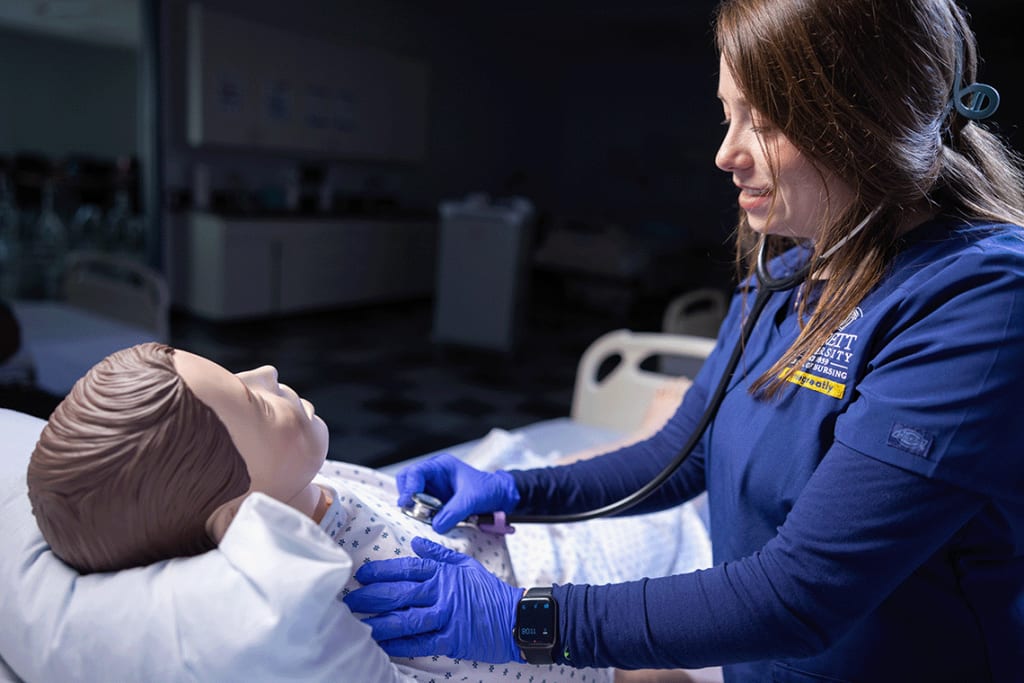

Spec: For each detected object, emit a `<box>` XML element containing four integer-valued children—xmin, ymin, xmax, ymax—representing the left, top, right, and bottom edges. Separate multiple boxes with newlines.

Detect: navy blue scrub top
<box><xmin>512</xmin><ymin>219</ymin><xmax>1024</xmax><ymax>682</ymax></box>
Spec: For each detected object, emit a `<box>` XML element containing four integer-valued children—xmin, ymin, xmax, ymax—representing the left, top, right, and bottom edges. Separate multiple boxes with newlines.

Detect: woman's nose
<box><xmin>715</xmin><ymin>127</ymin><xmax>752</xmax><ymax>173</ymax></box>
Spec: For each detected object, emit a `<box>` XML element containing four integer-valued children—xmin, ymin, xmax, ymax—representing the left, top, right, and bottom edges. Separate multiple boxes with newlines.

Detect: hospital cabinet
<box><xmin>172</xmin><ymin>212</ymin><xmax>437</xmax><ymax>320</ymax></box>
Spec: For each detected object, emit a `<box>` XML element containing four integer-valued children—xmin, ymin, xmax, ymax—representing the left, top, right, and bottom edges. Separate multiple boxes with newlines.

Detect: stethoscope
<box><xmin>401</xmin><ymin>44</ymin><xmax>1004</xmax><ymax>532</ymax></box>
<box><xmin>494</xmin><ymin>236</ymin><xmax>815</xmax><ymax>527</ymax></box>
<box><xmin>400</xmin><ymin>233</ymin><xmax>815</xmax><ymax>532</ymax></box>
<box><xmin>402</xmin><ymin>206</ymin><xmax>885</xmax><ymax>532</ymax></box>
<box><xmin>402</xmin><ymin>207</ymin><xmax>891</xmax><ymax>532</ymax></box>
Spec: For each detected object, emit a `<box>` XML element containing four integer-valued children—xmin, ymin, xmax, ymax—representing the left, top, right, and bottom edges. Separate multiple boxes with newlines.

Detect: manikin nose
<box><xmin>239</xmin><ymin>365</ymin><xmax>279</xmax><ymax>389</ymax></box>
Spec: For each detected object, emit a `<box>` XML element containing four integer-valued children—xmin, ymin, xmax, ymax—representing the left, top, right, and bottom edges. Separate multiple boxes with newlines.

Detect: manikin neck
<box><xmin>285</xmin><ymin>482</ymin><xmax>330</xmax><ymax>523</ymax></box>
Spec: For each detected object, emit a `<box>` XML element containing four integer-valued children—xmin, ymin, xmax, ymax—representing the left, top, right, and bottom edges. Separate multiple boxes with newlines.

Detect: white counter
<box><xmin>171</xmin><ymin>212</ymin><xmax>437</xmax><ymax>320</ymax></box>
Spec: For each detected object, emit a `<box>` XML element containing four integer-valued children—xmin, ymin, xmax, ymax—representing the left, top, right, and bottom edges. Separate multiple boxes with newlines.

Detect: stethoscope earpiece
<box><xmin>951</xmin><ymin>43</ymin><xmax>1000</xmax><ymax>122</ymax></box>
<box><xmin>953</xmin><ymin>81</ymin><xmax>1000</xmax><ymax>121</ymax></box>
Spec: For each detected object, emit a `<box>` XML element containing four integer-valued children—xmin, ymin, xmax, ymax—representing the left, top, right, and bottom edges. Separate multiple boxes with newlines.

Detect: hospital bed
<box><xmin>3</xmin><ymin>250</ymin><xmax>170</xmax><ymax>397</ymax></box>
<box><xmin>0</xmin><ymin>326</ymin><xmax>718</xmax><ymax>682</ymax></box>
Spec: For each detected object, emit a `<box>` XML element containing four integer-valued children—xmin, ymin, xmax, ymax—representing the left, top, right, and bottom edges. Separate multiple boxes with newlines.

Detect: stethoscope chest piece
<box><xmin>401</xmin><ymin>492</ymin><xmax>443</xmax><ymax>524</ymax></box>
<box><xmin>400</xmin><ymin>491</ymin><xmax>516</xmax><ymax>535</ymax></box>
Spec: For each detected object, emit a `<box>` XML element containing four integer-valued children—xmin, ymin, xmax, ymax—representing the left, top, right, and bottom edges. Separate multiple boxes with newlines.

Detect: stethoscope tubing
<box><xmin>506</xmin><ymin>238</ymin><xmax>801</xmax><ymax>524</ymax></box>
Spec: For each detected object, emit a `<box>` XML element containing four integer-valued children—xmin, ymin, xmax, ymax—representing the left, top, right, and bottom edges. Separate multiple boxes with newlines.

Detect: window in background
<box><xmin>0</xmin><ymin>0</ymin><xmax>144</xmax><ymax>301</ymax></box>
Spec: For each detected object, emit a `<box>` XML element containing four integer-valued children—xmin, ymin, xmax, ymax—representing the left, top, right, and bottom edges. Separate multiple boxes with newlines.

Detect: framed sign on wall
<box><xmin>187</xmin><ymin>3</ymin><xmax>429</xmax><ymax>163</ymax></box>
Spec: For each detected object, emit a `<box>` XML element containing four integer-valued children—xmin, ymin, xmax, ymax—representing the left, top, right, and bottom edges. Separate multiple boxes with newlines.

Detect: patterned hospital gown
<box><xmin>316</xmin><ymin>462</ymin><xmax>613</xmax><ymax>683</ymax></box>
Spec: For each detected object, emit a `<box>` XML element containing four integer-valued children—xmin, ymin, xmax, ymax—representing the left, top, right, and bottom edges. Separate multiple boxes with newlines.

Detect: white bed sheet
<box><xmin>0</xmin><ymin>655</ymin><xmax>17</xmax><ymax>683</ymax></box>
<box><xmin>456</xmin><ymin>427</ymin><xmax>713</xmax><ymax>587</ymax></box>
<box><xmin>384</xmin><ymin>418</ymin><xmax>713</xmax><ymax>578</ymax></box>
<box><xmin>11</xmin><ymin>301</ymin><xmax>161</xmax><ymax>396</ymax></box>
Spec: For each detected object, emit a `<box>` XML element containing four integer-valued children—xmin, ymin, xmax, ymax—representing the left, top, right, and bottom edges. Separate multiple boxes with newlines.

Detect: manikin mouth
<box><xmin>301</xmin><ymin>398</ymin><xmax>316</xmax><ymax>419</ymax></box>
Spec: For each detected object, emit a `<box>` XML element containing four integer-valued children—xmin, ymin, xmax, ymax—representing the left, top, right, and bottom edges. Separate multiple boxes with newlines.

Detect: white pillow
<box><xmin>0</xmin><ymin>408</ymin><xmax>410</xmax><ymax>683</ymax></box>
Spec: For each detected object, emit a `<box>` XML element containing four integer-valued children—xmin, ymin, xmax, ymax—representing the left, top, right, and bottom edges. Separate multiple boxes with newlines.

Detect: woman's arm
<box><xmin>554</xmin><ymin>443</ymin><xmax>984</xmax><ymax>670</ymax></box>
<box><xmin>509</xmin><ymin>372</ymin><xmax>710</xmax><ymax>516</ymax></box>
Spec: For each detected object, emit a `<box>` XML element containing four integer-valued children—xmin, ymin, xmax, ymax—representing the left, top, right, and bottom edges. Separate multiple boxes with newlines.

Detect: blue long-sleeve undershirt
<box><xmin>512</xmin><ymin>442</ymin><xmax>985</xmax><ymax>678</ymax></box>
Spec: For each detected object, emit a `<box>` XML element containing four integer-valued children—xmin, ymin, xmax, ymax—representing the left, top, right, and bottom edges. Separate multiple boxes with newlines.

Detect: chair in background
<box><xmin>659</xmin><ymin>288</ymin><xmax>727</xmax><ymax>378</ymax></box>
<box><xmin>662</xmin><ymin>287</ymin><xmax>728</xmax><ymax>339</ymax></box>
<box><xmin>61</xmin><ymin>250</ymin><xmax>170</xmax><ymax>342</ymax></box>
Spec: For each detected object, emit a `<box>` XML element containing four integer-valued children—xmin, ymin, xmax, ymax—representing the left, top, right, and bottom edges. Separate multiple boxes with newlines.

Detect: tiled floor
<box><xmin>169</xmin><ymin>279</ymin><xmax>638</xmax><ymax>469</ymax></box>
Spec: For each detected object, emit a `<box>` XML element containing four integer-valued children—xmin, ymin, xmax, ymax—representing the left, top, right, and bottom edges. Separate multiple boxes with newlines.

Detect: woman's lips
<box><xmin>738</xmin><ymin>186</ymin><xmax>771</xmax><ymax>212</ymax></box>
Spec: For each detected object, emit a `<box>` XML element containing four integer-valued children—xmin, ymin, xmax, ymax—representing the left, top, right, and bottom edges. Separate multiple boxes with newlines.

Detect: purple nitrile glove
<box><xmin>343</xmin><ymin>537</ymin><xmax>525</xmax><ymax>663</ymax></box>
<box><xmin>395</xmin><ymin>453</ymin><xmax>520</xmax><ymax>533</ymax></box>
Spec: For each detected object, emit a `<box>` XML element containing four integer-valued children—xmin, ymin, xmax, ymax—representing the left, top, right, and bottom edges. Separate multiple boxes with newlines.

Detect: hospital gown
<box><xmin>316</xmin><ymin>461</ymin><xmax>614</xmax><ymax>683</ymax></box>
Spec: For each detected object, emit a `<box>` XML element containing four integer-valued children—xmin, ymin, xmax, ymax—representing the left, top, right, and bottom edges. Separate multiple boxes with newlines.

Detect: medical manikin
<box><xmin>26</xmin><ymin>342</ymin><xmax>709</xmax><ymax>683</ymax></box>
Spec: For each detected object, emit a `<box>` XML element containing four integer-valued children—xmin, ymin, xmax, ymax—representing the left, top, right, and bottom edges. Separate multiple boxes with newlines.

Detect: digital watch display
<box><xmin>515</xmin><ymin>587</ymin><xmax>558</xmax><ymax>664</ymax></box>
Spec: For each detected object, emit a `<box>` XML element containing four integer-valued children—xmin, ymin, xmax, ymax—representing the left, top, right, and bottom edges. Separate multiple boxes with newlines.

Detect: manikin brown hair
<box><xmin>27</xmin><ymin>343</ymin><xmax>251</xmax><ymax>574</ymax></box>
<box><xmin>715</xmin><ymin>0</ymin><xmax>1024</xmax><ymax>395</ymax></box>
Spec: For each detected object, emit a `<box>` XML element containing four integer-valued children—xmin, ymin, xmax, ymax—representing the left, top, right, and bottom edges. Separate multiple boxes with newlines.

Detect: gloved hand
<box><xmin>343</xmin><ymin>537</ymin><xmax>525</xmax><ymax>663</ymax></box>
<box><xmin>395</xmin><ymin>453</ymin><xmax>520</xmax><ymax>533</ymax></box>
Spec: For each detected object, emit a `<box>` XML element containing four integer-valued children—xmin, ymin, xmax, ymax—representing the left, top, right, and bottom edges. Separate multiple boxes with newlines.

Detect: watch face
<box><xmin>516</xmin><ymin>597</ymin><xmax>556</xmax><ymax>645</ymax></box>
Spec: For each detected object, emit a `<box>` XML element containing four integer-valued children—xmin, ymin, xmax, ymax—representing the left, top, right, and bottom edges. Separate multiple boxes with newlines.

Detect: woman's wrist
<box><xmin>495</xmin><ymin>469</ymin><xmax>522</xmax><ymax>512</ymax></box>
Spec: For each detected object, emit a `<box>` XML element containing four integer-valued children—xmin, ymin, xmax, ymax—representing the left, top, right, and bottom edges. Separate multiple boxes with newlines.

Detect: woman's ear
<box><xmin>205</xmin><ymin>493</ymin><xmax>249</xmax><ymax>544</ymax></box>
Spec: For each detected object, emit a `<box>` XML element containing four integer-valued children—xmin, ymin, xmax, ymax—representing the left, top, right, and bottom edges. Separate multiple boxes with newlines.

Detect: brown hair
<box><xmin>715</xmin><ymin>0</ymin><xmax>1024</xmax><ymax>395</ymax></box>
<box><xmin>27</xmin><ymin>343</ymin><xmax>251</xmax><ymax>574</ymax></box>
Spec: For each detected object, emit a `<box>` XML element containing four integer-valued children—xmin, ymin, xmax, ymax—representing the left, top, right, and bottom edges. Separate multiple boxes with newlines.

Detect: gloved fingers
<box><xmin>376</xmin><ymin>633</ymin><xmax>445</xmax><ymax>660</ymax></box>
<box><xmin>343</xmin><ymin>578</ymin><xmax>439</xmax><ymax>613</ymax></box>
<box><xmin>395</xmin><ymin>463</ymin><xmax>428</xmax><ymax>508</ymax></box>
<box><xmin>411</xmin><ymin>536</ymin><xmax>472</xmax><ymax>566</ymax></box>
<box><xmin>352</xmin><ymin>556</ymin><xmax>438</xmax><ymax>584</ymax></box>
<box><xmin>430</xmin><ymin>500</ymin><xmax>468</xmax><ymax>534</ymax></box>
<box><xmin>361</xmin><ymin>605</ymin><xmax>448</xmax><ymax>643</ymax></box>
<box><xmin>395</xmin><ymin>453</ymin><xmax>457</xmax><ymax>506</ymax></box>
<box><xmin>431</xmin><ymin>488</ymin><xmax>490</xmax><ymax>534</ymax></box>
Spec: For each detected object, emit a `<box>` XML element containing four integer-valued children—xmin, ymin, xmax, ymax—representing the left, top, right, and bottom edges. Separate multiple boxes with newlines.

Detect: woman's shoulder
<box><xmin>871</xmin><ymin>219</ymin><xmax>1024</xmax><ymax>330</ymax></box>
<box><xmin>915</xmin><ymin>218</ymin><xmax>1024</xmax><ymax>255</ymax></box>
<box><xmin>896</xmin><ymin>218</ymin><xmax>1024</xmax><ymax>278</ymax></box>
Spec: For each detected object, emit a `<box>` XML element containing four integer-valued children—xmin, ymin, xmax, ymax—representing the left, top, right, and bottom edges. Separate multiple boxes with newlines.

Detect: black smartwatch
<box><xmin>514</xmin><ymin>587</ymin><xmax>558</xmax><ymax>664</ymax></box>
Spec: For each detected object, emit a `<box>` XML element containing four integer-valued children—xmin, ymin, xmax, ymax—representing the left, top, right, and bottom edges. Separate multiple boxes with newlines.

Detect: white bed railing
<box><xmin>571</xmin><ymin>329</ymin><xmax>716</xmax><ymax>433</ymax></box>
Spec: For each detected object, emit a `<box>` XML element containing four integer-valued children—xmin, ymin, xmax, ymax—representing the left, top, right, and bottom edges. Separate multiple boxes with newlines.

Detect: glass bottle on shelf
<box><xmin>103</xmin><ymin>189</ymin><xmax>141</xmax><ymax>251</ymax></box>
<box><xmin>32</xmin><ymin>179</ymin><xmax>67</xmax><ymax>299</ymax></box>
<box><xmin>69</xmin><ymin>203</ymin><xmax>103</xmax><ymax>250</ymax></box>
<box><xmin>0</xmin><ymin>175</ymin><xmax>19</xmax><ymax>299</ymax></box>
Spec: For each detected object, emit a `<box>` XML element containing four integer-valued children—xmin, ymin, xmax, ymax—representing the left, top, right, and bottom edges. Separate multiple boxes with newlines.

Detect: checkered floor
<box><xmin>169</xmin><ymin>282</ymin><xmax>628</xmax><ymax>469</ymax></box>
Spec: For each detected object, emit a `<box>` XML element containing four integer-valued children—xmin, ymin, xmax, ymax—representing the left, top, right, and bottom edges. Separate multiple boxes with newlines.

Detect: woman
<box><xmin>344</xmin><ymin>0</ymin><xmax>1024</xmax><ymax>681</ymax></box>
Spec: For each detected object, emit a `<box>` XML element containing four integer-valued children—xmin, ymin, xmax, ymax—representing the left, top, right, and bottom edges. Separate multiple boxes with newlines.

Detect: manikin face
<box><xmin>173</xmin><ymin>350</ymin><xmax>329</xmax><ymax>506</ymax></box>
<box><xmin>715</xmin><ymin>56</ymin><xmax>854</xmax><ymax>242</ymax></box>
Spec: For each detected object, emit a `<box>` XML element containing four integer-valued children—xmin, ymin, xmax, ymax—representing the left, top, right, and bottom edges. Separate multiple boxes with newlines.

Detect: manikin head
<box><xmin>27</xmin><ymin>342</ymin><xmax>329</xmax><ymax>574</ymax></box>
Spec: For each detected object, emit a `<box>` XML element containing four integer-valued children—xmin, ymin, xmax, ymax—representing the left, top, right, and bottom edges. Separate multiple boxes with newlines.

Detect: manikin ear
<box><xmin>206</xmin><ymin>493</ymin><xmax>250</xmax><ymax>544</ymax></box>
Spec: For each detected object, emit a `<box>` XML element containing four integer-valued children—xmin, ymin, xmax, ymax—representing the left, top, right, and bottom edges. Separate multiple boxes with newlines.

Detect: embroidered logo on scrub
<box><xmin>888</xmin><ymin>423</ymin><xmax>933</xmax><ymax>458</ymax></box>
<box><xmin>784</xmin><ymin>307</ymin><xmax>862</xmax><ymax>399</ymax></box>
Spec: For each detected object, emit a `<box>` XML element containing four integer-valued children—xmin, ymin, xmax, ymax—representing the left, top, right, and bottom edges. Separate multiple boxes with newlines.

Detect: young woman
<box><xmin>344</xmin><ymin>1</ymin><xmax>1024</xmax><ymax>681</ymax></box>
